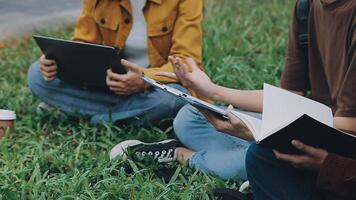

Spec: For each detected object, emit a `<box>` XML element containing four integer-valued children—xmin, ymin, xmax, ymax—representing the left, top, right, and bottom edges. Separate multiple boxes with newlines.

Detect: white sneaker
<box><xmin>239</xmin><ymin>181</ymin><xmax>251</xmax><ymax>193</ymax></box>
<box><xmin>109</xmin><ymin>139</ymin><xmax>178</xmax><ymax>163</ymax></box>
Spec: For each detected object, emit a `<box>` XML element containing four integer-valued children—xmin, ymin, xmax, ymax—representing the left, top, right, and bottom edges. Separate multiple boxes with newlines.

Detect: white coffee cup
<box><xmin>0</xmin><ymin>109</ymin><xmax>16</xmax><ymax>139</ymax></box>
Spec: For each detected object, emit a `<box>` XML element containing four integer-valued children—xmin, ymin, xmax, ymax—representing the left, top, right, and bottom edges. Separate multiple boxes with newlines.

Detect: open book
<box><xmin>142</xmin><ymin>76</ymin><xmax>356</xmax><ymax>158</ymax></box>
<box><xmin>231</xmin><ymin>84</ymin><xmax>356</xmax><ymax>158</ymax></box>
<box><xmin>251</xmin><ymin>84</ymin><xmax>356</xmax><ymax>158</ymax></box>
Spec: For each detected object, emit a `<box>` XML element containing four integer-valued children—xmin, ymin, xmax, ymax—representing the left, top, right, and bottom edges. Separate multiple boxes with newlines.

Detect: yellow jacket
<box><xmin>72</xmin><ymin>0</ymin><xmax>203</xmax><ymax>85</ymax></box>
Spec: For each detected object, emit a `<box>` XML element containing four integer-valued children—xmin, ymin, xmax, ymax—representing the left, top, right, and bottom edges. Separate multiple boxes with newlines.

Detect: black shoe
<box><xmin>213</xmin><ymin>188</ymin><xmax>254</xmax><ymax>200</ymax></box>
<box><xmin>109</xmin><ymin>139</ymin><xmax>178</xmax><ymax>163</ymax></box>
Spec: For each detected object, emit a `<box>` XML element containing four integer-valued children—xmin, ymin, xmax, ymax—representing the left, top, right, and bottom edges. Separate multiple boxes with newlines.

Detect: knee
<box><xmin>246</xmin><ymin>143</ymin><xmax>261</xmax><ymax>169</ymax></box>
<box><xmin>173</xmin><ymin>105</ymin><xmax>199</xmax><ymax>141</ymax></box>
<box><xmin>155</xmin><ymin>88</ymin><xmax>187</xmax><ymax>115</ymax></box>
<box><xmin>192</xmin><ymin>150</ymin><xmax>248</xmax><ymax>180</ymax></box>
<box><xmin>217</xmin><ymin>161</ymin><xmax>247</xmax><ymax>180</ymax></box>
<box><xmin>27</xmin><ymin>62</ymin><xmax>43</xmax><ymax>94</ymax></box>
<box><xmin>246</xmin><ymin>143</ymin><xmax>271</xmax><ymax>180</ymax></box>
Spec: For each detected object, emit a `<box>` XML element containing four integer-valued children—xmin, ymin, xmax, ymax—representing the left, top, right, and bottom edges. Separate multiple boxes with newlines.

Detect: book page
<box><xmin>258</xmin><ymin>84</ymin><xmax>333</xmax><ymax>141</ymax></box>
<box><xmin>232</xmin><ymin>111</ymin><xmax>262</xmax><ymax>137</ymax></box>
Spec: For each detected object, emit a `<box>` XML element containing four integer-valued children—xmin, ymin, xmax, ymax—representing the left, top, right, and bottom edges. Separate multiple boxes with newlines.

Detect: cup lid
<box><xmin>0</xmin><ymin>109</ymin><xmax>16</xmax><ymax>120</ymax></box>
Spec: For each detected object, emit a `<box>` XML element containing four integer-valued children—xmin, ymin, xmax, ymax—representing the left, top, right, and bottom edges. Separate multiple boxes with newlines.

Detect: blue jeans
<box><xmin>246</xmin><ymin>143</ymin><xmax>318</xmax><ymax>200</ymax></box>
<box><xmin>27</xmin><ymin>62</ymin><xmax>188</xmax><ymax>126</ymax></box>
<box><xmin>173</xmin><ymin>105</ymin><xmax>262</xmax><ymax>180</ymax></box>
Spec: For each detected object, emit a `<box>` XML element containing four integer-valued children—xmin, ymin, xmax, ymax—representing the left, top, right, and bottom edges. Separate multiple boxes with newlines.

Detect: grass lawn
<box><xmin>0</xmin><ymin>0</ymin><xmax>294</xmax><ymax>199</ymax></box>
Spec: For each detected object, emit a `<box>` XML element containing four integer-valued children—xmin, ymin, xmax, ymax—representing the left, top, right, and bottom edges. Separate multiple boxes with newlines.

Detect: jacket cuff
<box><xmin>317</xmin><ymin>153</ymin><xmax>349</xmax><ymax>190</ymax></box>
<box><xmin>143</xmin><ymin>63</ymin><xmax>178</xmax><ymax>84</ymax></box>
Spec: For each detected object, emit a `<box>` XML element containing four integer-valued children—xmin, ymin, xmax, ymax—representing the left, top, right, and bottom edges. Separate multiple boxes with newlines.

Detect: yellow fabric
<box><xmin>72</xmin><ymin>0</ymin><xmax>205</xmax><ymax>98</ymax></box>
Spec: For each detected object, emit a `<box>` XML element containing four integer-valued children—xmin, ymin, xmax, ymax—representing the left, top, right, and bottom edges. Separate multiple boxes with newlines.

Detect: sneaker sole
<box><xmin>109</xmin><ymin>139</ymin><xmax>177</xmax><ymax>160</ymax></box>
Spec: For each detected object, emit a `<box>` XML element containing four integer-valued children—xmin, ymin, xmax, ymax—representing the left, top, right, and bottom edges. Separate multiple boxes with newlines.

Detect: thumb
<box><xmin>225</xmin><ymin>105</ymin><xmax>237</xmax><ymax>121</ymax></box>
<box><xmin>225</xmin><ymin>105</ymin><xmax>234</xmax><ymax>116</ymax></box>
<box><xmin>121</xmin><ymin>59</ymin><xmax>142</xmax><ymax>74</ymax></box>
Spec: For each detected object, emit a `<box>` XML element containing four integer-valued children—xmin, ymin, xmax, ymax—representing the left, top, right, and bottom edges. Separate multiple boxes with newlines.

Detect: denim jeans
<box><xmin>27</xmin><ymin>62</ymin><xmax>188</xmax><ymax>126</ymax></box>
<box><xmin>173</xmin><ymin>105</ymin><xmax>262</xmax><ymax>180</ymax></box>
<box><xmin>246</xmin><ymin>143</ymin><xmax>319</xmax><ymax>200</ymax></box>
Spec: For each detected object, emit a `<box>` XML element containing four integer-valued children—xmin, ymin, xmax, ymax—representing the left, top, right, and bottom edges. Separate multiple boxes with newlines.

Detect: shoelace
<box><xmin>135</xmin><ymin>148</ymin><xmax>177</xmax><ymax>162</ymax></box>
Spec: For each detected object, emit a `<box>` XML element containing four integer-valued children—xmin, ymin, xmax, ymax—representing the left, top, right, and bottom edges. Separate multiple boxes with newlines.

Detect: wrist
<box><xmin>210</xmin><ymin>84</ymin><xmax>224</xmax><ymax>101</ymax></box>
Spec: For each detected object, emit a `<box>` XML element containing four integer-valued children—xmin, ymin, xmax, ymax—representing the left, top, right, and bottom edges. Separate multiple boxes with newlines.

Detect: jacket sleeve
<box><xmin>143</xmin><ymin>0</ymin><xmax>203</xmax><ymax>83</ymax></box>
<box><xmin>335</xmin><ymin>17</ymin><xmax>356</xmax><ymax>117</ymax></box>
<box><xmin>280</xmin><ymin>0</ymin><xmax>310</xmax><ymax>92</ymax></box>
<box><xmin>317</xmin><ymin>153</ymin><xmax>356</xmax><ymax>198</ymax></box>
<box><xmin>72</xmin><ymin>0</ymin><xmax>102</xmax><ymax>43</ymax></box>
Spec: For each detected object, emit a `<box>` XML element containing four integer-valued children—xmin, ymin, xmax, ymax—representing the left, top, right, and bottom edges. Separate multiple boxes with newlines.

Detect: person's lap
<box><xmin>173</xmin><ymin>105</ymin><xmax>262</xmax><ymax>180</ymax></box>
<box><xmin>27</xmin><ymin>61</ymin><xmax>188</xmax><ymax>126</ymax></box>
<box><xmin>246</xmin><ymin>143</ymin><xmax>318</xmax><ymax>200</ymax></box>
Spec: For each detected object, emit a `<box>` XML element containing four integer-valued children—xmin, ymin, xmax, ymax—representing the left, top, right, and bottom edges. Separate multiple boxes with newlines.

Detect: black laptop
<box><xmin>33</xmin><ymin>35</ymin><xmax>127</xmax><ymax>90</ymax></box>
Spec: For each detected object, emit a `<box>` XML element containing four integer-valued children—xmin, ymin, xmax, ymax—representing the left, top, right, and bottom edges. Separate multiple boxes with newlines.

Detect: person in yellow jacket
<box><xmin>27</xmin><ymin>0</ymin><xmax>203</xmax><ymax>126</ymax></box>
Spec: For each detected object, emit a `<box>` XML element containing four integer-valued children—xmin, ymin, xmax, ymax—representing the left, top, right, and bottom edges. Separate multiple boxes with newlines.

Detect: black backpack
<box><xmin>297</xmin><ymin>0</ymin><xmax>310</xmax><ymax>63</ymax></box>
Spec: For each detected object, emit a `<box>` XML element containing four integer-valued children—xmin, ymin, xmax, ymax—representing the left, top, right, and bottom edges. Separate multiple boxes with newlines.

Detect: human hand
<box><xmin>200</xmin><ymin>105</ymin><xmax>254</xmax><ymax>141</ymax></box>
<box><xmin>39</xmin><ymin>54</ymin><xmax>57</xmax><ymax>81</ymax></box>
<box><xmin>106</xmin><ymin>59</ymin><xmax>145</xmax><ymax>96</ymax></box>
<box><xmin>274</xmin><ymin>140</ymin><xmax>329</xmax><ymax>171</ymax></box>
<box><xmin>155</xmin><ymin>56</ymin><xmax>216</xmax><ymax>99</ymax></box>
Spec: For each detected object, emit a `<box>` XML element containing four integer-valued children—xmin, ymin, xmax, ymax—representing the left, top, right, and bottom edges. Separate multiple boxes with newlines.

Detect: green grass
<box><xmin>0</xmin><ymin>0</ymin><xmax>295</xmax><ymax>199</ymax></box>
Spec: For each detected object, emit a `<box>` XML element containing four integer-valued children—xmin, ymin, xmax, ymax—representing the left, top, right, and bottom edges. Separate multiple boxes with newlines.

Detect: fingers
<box><xmin>121</xmin><ymin>59</ymin><xmax>142</xmax><ymax>74</ymax></box>
<box><xmin>154</xmin><ymin>72</ymin><xmax>178</xmax><ymax>80</ymax></box>
<box><xmin>175</xmin><ymin>57</ymin><xmax>190</xmax><ymax>74</ymax></box>
<box><xmin>291</xmin><ymin>140</ymin><xmax>317</xmax><ymax>156</ymax></box>
<box><xmin>39</xmin><ymin>55</ymin><xmax>57</xmax><ymax>81</ymax></box>
<box><xmin>168</xmin><ymin>56</ymin><xmax>179</xmax><ymax>67</ymax></box>
<box><xmin>106</xmin><ymin>76</ymin><xmax>124</xmax><ymax>88</ymax></box>
<box><xmin>199</xmin><ymin>108</ymin><xmax>217</xmax><ymax>123</ymax></box>
<box><xmin>106</xmin><ymin>72</ymin><xmax>131</xmax><ymax>95</ymax></box>
<box><xmin>41</xmin><ymin>70</ymin><xmax>57</xmax><ymax>80</ymax></box>
<box><xmin>185</xmin><ymin>57</ymin><xmax>200</xmax><ymax>72</ymax></box>
<box><xmin>40</xmin><ymin>54</ymin><xmax>56</xmax><ymax>66</ymax></box>
<box><xmin>274</xmin><ymin>149</ymin><xmax>315</xmax><ymax>169</ymax></box>
<box><xmin>225</xmin><ymin>105</ymin><xmax>244</xmax><ymax>127</ymax></box>
<box><xmin>169</xmin><ymin>56</ymin><xmax>183</xmax><ymax>77</ymax></box>
<box><xmin>106</xmin><ymin>76</ymin><xmax>130</xmax><ymax>95</ymax></box>
<box><xmin>169</xmin><ymin>56</ymin><xmax>189</xmax><ymax>75</ymax></box>
<box><xmin>40</xmin><ymin>64</ymin><xmax>57</xmax><ymax>73</ymax></box>
<box><xmin>199</xmin><ymin>108</ymin><xmax>227</xmax><ymax>132</ymax></box>
<box><xmin>226</xmin><ymin>105</ymin><xmax>236</xmax><ymax>122</ymax></box>
<box><xmin>274</xmin><ymin>150</ymin><xmax>303</xmax><ymax>164</ymax></box>
<box><xmin>292</xmin><ymin>140</ymin><xmax>328</xmax><ymax>160</ymax></box>
<box><xmin>107</xmin><ymin>69</ymin><xmax>126</xmax><ymax>82</ymax></box>
<box><xmin>168</xmin><ymin>56</ymin><xmax>186</xmax><ymax>85</ymax></box>
<box><xmin>225</xmin><ymin>105</ymin><xmax>234</xmax><ymax>115</ymax></box>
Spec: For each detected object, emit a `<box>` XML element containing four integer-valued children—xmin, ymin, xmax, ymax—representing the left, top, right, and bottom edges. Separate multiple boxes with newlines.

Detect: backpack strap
<box><xmin>297</xmin><ymin>0</ymin><xmax>310</xmax><ymax>61</ymax></box>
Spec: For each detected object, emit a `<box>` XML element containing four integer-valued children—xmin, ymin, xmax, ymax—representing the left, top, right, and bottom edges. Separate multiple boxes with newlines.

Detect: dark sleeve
<box><xmin>335</xmin><ymin>17</ymin><xmax>356</xmax><ymax>117</ymax></box>
<box><xmin>317</xmin><ymin>153</ymin><xmax>356</xmax><ymax>198</ymax></box>
<box><xmin>280</xmin><ymin>1</ymin><xmax>310</xmax><ymax>92</ymax></box>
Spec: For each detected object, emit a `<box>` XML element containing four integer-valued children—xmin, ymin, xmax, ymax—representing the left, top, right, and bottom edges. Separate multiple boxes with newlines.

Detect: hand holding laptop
<box><xmin>39</xmin><ymin>54</ymin><xmax>58</xmax><ymax>81</ymax></box>
<box><xmin>106</xmin><ymin>59</ymin><xmax>145</xmax><ymax>96</ymax></box>
<box><xmin>38</xmin><ymin>49</ymin><xmax>145</xmax><ymax>95</ymax></box>
<box><xmin>154</xmin><ymin>56</ymin><xmax>253</xmax><ymax>140</ymax></box>
<box><xmin>199</xmin><ymin>105</ymin><xmax>254</xmax><ymax>141</ymax></box>
<box><xmin>33</xmin><ymin>35</ymin><xmax>128</xmax><ymax>90</ymax></box>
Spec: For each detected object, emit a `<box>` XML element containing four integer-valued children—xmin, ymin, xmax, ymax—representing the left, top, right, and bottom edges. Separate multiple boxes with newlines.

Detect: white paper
<box><xmin>258</xmin><ymin>84</ymin><xmax>333</xmax><ymax>141</ymax></box>
<box><xmin>232</xmin><ymin>111</ymin><xmax>262</xmax><ymax>137</ymax></box>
